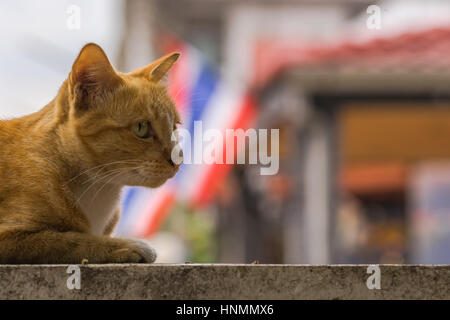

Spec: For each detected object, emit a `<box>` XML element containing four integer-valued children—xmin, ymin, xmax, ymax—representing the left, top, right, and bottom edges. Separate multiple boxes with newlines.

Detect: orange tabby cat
<box><xmin>0</xmin><ymin>43</ymin><xmax>182</xmax><ymax>263</ymax></box>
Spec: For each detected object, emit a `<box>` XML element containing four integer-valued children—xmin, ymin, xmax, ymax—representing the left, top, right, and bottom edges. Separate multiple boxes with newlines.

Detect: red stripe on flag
<box><xmin>190</xmin><ymin>93</ymin><xmax>258</xmax><ymax>207</ymax></box>
<box><xmin>140</xmin><ymin>190</ymin><xmax>176</xmax><ymax>237</ymax></box>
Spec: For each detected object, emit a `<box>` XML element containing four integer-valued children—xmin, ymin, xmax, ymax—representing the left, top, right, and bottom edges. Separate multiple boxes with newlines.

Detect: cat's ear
<box><xmin>129</xmin><ymin>52</ymin><xmax>180</xmax><ymax>83</ymax></box>
<box><xmin>69</xmin><ymin>43</ymin><xmax>123</xmax><ymax>110</ymax></box>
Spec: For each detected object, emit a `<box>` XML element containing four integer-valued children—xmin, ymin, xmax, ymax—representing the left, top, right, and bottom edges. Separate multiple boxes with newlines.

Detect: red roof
<box><xmin>254</xmin><ymin>27</ymin><xmax>450</xmax><ymax>87</ymax></box>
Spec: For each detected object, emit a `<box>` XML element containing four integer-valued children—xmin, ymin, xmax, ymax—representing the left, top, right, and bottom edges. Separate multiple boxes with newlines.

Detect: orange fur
<box><xmin>0</xmin><ymin>43</ymin><xmax>181</xmax><ymax>263</ymax></box>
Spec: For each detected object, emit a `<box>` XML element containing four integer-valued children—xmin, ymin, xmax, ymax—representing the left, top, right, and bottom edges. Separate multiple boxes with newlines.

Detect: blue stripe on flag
<box><xmin>187</xmin><ymin>62</ymin><xmax>218</xmax><ymax>134</ymax></box>
<box><xmin>116</xmin><ymin>187</ymin><xmax>138</xmax><ymax>235</ymax></box>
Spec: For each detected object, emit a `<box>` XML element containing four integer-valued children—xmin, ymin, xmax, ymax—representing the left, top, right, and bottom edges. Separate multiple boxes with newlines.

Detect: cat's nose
<box><xmin>165</xmin><ymin>145</ymin><xmax>182</xmax><ymax>168</ymax></box>
<box><xmin>167</xmin><ymin>153</ymin><xmax>181</xmax><ymax>167</ymax></box>
<box><xmin>167</xmin><ymin>148</ymin><xmax>183</xmax><ymax>168</ymax></box>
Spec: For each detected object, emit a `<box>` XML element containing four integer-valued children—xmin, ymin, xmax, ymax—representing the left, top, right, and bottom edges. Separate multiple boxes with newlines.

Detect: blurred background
<box><xmin>1</xmin><ymin>0</ymin><xmax>450</xmax><ymax>264</ymax></box>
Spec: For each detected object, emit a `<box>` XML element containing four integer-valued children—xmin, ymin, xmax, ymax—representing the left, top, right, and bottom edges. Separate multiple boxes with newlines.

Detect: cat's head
<box><xmin>64</xmin><ymin>43</ymin><xmax>182</xmax><ymax>188</ymax></box>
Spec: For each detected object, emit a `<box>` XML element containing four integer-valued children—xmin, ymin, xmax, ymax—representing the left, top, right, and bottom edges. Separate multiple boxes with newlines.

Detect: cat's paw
<box><xmin>112</xmin><ymin>239</ymin><xmax>157</xmax><ymax>263</ymax></box>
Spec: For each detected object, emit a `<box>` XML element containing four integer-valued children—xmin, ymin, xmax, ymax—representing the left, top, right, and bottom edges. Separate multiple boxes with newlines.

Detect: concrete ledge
<box><xmin>0</xmin><ymin>264</ymin><xmax>449</xmax><ymax>299</ymax></box>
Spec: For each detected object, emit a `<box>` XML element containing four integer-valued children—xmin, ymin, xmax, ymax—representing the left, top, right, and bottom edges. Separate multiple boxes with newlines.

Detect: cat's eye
<box><xmin>133</xmin><ymin>121</ymin><xmax>153</xmax><ymax>139</ymax></box>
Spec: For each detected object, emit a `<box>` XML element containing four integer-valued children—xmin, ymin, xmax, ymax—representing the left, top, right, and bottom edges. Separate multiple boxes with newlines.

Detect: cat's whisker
<box><xmin>86</xmin><ymin>164</ymin><xmax>137</xmax><ymax>184</ymax></box>
<box><xmin>67</xmin><ymin>161</ymin><xmax>133</xmax><ymax>184</ymax></box>
<box><xmin>172</xmin><ymin>83</ymin><xmax>189</xmax><ymax>101</ymax></box>
<box><xmin>93</xmin><ymin>165</ymin><xmax>142</xmax><ymax>185</ymax></box>
<box><xmin>82</xmin><ymin>165</ymin><xmax>135</xmax><ymax>187</ymax></box>
<box><xmin>88</xmin><ymin>166</ymin><xmax>146</xmax><ymax>206</ymax></box>
<box><xmin>67</xmin><ymin>160</ymin><xmax>140</xmax><ymax>185</ymax></box>
<box><xmin>88</xmin><ymin>170</ymin><xmax>129</xmax><ymax>205</ymax></box>
<box><xmin>75</xmin><ymin>166</ymin><xmax>133</xmax><ymax>204</ymax></box>
<box><xmin>86</xmin><ymin>167</ymin><xmax>126</xmax><ymax>185</ymax></box>
<box><xmin>171</xmin><ymin>80</ymin><xmax>203</xmax><ymax>101</ymax></box>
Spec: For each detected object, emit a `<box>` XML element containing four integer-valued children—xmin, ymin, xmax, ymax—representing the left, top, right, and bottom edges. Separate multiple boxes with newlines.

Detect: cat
<box><xmin>0</xmin><ymin>43</ymin><xmax>182</xmax><ymax>264</ymax></box>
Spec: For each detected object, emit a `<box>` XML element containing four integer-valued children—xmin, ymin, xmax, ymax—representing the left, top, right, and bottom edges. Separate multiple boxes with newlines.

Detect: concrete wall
<box><xmin>0</xmin><ymin>264</ymin><xmax>448</xmax><ymax>299</ymax></box>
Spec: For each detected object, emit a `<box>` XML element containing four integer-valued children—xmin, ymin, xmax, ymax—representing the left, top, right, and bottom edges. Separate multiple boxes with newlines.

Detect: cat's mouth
<box><xmin>126</xmin><ymin>167</ymin><xmax>177</xmax><ymax>188</ymax></box>
<box><xmin>130</xmin><ymin>168</ymin><xmax>177</xmax><ymax>180</ymax></box>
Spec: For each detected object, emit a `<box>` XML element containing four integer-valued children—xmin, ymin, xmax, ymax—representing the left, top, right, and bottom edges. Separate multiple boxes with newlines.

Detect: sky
<box><xmin>0</xmin><ymin>0</ymin><xmax>124</xmax><ymax>118</ymax></box>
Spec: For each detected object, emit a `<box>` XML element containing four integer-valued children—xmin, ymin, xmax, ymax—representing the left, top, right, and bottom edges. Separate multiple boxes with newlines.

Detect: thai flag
<box><xmin>116</xmin><ymin>38</ymin><xmax>257</xmax><ymax>238</ymax></box>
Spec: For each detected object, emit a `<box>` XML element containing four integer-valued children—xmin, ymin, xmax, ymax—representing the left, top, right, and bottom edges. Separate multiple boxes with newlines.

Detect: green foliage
<box><xmin>162</xmin><ymin>203</ymin><xmax>217</xmax><ymax>263</ymax></box>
